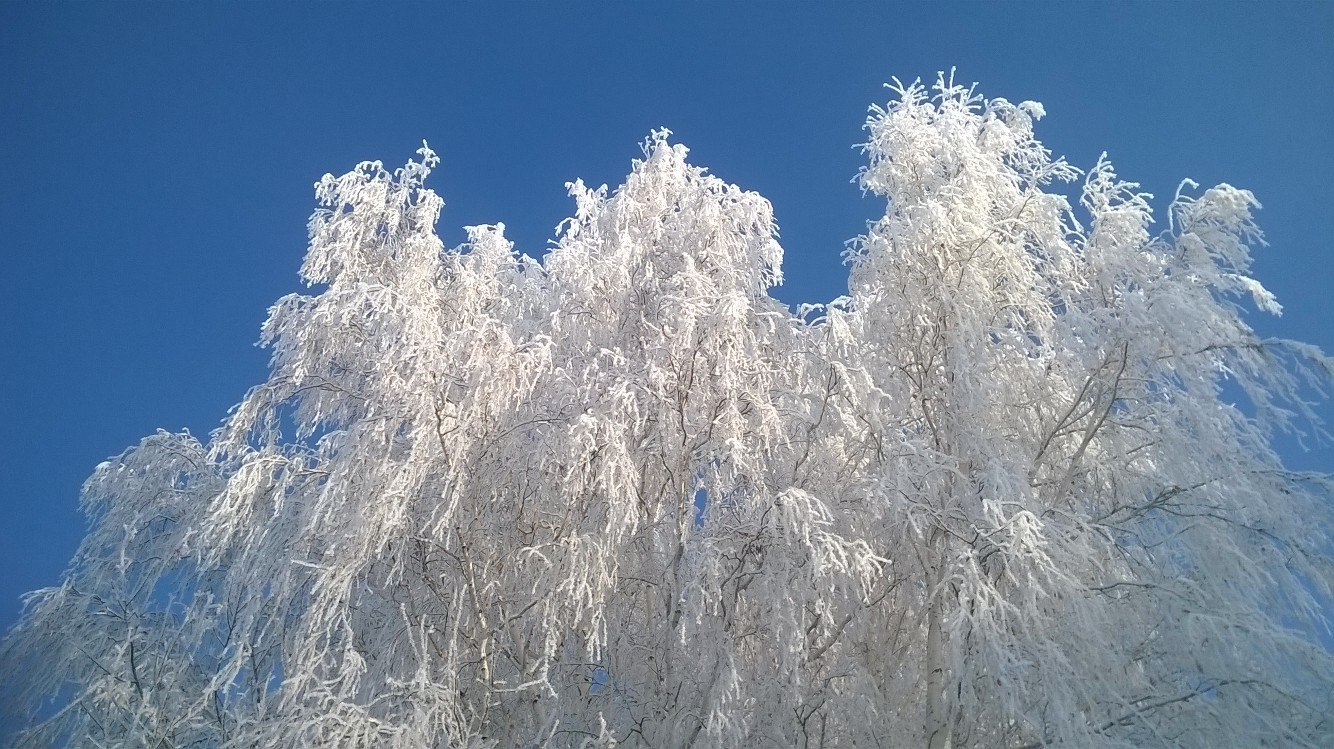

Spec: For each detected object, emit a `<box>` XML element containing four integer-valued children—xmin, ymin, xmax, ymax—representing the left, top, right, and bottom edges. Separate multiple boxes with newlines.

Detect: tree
<box><xmin>3</xmin><ymin>75</ymin><xmax>1331</xmax><ymax>748</ymax></box>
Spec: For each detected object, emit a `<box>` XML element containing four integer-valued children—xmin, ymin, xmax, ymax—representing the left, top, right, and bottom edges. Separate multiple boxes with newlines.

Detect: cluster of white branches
<box><xmin>3</xmin><ymin>75</ymin><xmax>1331</xmax><ymax>748</ymax></box>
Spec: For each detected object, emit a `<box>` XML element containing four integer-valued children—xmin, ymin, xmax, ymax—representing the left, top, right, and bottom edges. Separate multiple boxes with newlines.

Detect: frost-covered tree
<box><xmin>3</xmin><ymin>75</ymin><xmax>1331</xmax><ymax>748</ymax></box>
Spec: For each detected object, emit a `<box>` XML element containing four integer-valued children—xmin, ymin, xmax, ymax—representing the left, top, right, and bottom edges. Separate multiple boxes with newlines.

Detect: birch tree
<box><xmin>3</xmin><ymin>75</ymin><xmax>1331</xmax><ymax>748</ymax></box>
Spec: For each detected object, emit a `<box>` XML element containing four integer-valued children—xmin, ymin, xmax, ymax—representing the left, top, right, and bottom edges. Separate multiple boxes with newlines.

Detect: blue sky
<box><xmin>1</xmin><ymin>2</ymin><xmax>1330</xmax><ymax>635</ymax></box>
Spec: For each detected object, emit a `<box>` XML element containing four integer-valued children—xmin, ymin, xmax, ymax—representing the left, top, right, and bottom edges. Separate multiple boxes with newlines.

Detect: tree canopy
<box><xmin>3</xmin><ymin>75</ymin><xmax>1331</xmax><ymax>748</ymax></box>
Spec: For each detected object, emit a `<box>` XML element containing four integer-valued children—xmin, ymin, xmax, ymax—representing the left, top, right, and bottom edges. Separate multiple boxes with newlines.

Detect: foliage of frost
<box><xmin>3</xmin><ymin>76</ymin><xmax>1332</xmax><ymax>748</ymax></box>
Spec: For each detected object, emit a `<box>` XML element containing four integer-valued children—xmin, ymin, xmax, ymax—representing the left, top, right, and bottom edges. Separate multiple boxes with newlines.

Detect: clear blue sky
<box><xmin>1</xmin><ymin>2</ymin><xmax>1331</xmax><ymax>635</ymax></box>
